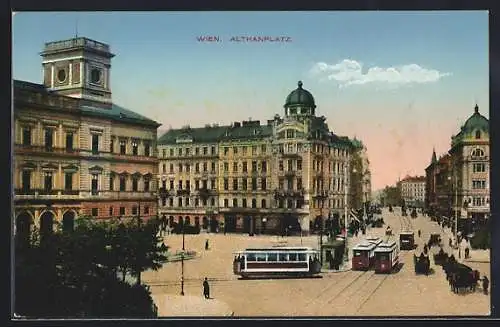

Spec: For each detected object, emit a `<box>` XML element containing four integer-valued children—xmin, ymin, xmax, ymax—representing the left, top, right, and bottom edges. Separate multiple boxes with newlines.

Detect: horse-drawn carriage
<box><xmin>442</xmin><ymin>254</ymin><xmax>480</xmax><ymax>293</ymax></box>
<box><xmin>433</xmin><ymin>248</ymin><xmax>448</xmax><ymax>266</ymax></box>
<box><xmin>428</xmin><ymin>233</ymin><xmax>442</xmax><ymax>247</ymax></box>
<box><xmin>371</xmin><ymin>217</ymin><xmax>385</xmax><ymax>228</ymax></box>
<box><xmin>413</xmin><ymin>251</ymin><xmax>431</xmax><ymax>275</ymax></box>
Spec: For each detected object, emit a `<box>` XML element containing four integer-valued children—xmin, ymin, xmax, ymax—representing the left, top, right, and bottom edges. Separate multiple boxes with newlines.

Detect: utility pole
<box><xmin>180</xmin><ymin>219</ymin><xmax>185</xmax><ymax>296</ymax></box>
<box><xmin>344</xmin><ymin>160</ymin><xmax>349</xmax><ymax>263</ymax></box>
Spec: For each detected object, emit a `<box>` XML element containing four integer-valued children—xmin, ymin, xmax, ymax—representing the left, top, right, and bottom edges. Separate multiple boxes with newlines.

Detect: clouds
<box><xmin>310</xmin><ymin>59</ymin><xmax>451</xmax><ymax>88</ymax></box>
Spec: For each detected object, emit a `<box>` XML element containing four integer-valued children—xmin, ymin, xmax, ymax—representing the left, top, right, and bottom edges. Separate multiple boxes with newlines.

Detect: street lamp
<box><xmin>180</xmin><ymin>219</ymin><xmax>185</xmax><ymax>296</ymax></box>
<box><xmin>447</xmin><ymin>172</ymin><xmax>459</xmax><ymax>245</ymax></box>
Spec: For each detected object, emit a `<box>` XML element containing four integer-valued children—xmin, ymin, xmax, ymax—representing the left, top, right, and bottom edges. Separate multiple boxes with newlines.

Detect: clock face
<box><xmin>90</xmin><ymin>68</ymin><xmax>102</xmax><ymax>84</ymax></box>
<box><xmin>57</xmin><ymin>69</ymin><xmax>67</xmax><ymax>83</ymax></box>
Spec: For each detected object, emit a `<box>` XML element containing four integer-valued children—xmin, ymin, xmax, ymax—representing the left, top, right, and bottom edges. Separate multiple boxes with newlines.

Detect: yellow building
<box><xmin>157</xmin><ymin>81</ymin><xmax>370</xmax><ymax>234</ymax></box>
<box><xmin>13</xmin><ymin>37</ymin><xmax>161</xmax><ymax>239</ymax></box>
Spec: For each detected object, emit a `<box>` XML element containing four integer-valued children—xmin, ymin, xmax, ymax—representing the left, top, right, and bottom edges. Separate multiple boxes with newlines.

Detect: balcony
<box><xmin>14</xmin><ymin>144</ymin><xmax>81</xmax><ymax>157</ymax></box>
<box><xmin>281</xmin><ymin>152</ymin><xmax>301</xmax><ymax>159</ymax></box>
<box><xmin>177</xmin><ymin>189</ymin><xmax>191</xmax><ymax>196</ymax></box>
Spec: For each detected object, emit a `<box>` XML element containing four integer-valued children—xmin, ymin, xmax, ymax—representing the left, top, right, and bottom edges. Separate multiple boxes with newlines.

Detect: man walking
<box><xmin>203</xmin><ymin>277</ymin><xmax>210</xmax><ymax>299</ymax></box>
<box><xmin>482</xmin><ymin>276</ymin><xmax>489</xmax><ymax>295</ymax></box>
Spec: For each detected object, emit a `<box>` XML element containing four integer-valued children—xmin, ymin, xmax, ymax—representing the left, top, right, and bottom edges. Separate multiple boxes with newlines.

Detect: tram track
<box><xmin>353</xmin><ymin>273</ymin><xmax>390</xmax><ymax>314</ymax></box>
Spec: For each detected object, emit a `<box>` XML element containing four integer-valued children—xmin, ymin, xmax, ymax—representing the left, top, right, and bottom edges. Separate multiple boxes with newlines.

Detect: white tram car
<box><xmin>233</xmin><ymin>247</ymin><xmax>321</xmax><ymax>278</ymax></box>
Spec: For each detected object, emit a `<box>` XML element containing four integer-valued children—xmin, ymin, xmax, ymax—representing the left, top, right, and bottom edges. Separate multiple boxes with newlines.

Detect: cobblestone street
<box><xmin>143</xmin><ymin>208</ymin><xmax>490</xmax><ymax>317</ymax></box>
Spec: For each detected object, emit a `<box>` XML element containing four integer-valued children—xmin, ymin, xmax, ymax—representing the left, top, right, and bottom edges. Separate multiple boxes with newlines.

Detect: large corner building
<box><xmin>157</xmin><ymin>81</ymin><xmax>371</xmax><ymax>235</ymax></box>
<box><xmin>13</xmin><ymin>37</ymin><xmax>161</xmax><ymax>238</ymax></box>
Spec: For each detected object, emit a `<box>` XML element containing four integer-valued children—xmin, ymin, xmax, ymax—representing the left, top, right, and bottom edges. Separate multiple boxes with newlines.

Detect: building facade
<box><xmin>425</xmin><ymin>105</ymin><xmax>489</xmax><ymax>231</ymax></box>
<box><xmin>14</xmin><ymin>37</ymin><xmax>161</xmax><ymax>239</ymax></box>
<box><xmin>157</xmin><ymin>81</ymin><xmax>370</xmax><ymax>234</ymax></box>
<box><xmin>400</xmin><ymin>175</ymin><xmax>426</xmax><ymax>207</ymax></box>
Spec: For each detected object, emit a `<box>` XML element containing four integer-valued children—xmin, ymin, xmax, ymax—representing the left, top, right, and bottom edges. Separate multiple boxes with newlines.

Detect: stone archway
<box><xmin>16</xmin><ymin>211</ymin><xmax>33</xmax><ymax>245</ymax></box>
<box><xmin>169</xmin><ymin>216</ymin><xmax>174</xmax><ymax>227</ymax></box>
<box><xmin>185</xmin><ymin>216</ymin><xmax>191</xmax><ymax>226</ymax></box>
<box><xmin>39</xmin><ymin>211</ymin><xmax>55</xmax><ymax>239</ymax></box>
<box><xmin>202</xmin><ymin>216</ymin><xmax>208</xmax><ymax>229</ymax></box>
<box><xmin>62</xmin><ymin>210</ymin><xmax>76</xmax><ymax>232</ymax></box>
<box><xmin>194</xmin><ymin>216</ymin><xmax>200</xmax><ymax>228</ymax></box>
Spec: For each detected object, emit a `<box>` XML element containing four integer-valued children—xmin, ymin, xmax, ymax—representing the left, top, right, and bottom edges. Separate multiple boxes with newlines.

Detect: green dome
<box><xmin>284</xmin><ymin>81</ymin><xmax>316</xmax><ymax>108</ymax></box>
<box><xmin>462</xmin><ymin>105</ymin><xmax>489</xmax><ymax>133</ymax></box>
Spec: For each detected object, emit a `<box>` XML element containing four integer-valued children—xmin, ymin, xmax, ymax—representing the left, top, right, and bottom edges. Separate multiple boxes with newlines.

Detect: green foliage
<box><xmin>14</xmin><ymin>217</ymin><xmax>168</xmax><ymax>318</ymax></box>
<box><xmin>470</xmin><ymin>224</ymin><xmax>491</xmax><ymax>250</ymax></box>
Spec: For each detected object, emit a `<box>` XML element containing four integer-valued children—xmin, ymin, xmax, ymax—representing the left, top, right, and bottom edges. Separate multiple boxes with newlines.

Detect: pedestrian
<box><xmin>482</xmin><ymin>276</ymin><xmax>489</xmax><ymax>295</ymax></box>
<box><xmin>205</xmin><ymin>239</ymin><xmax>209</xmax><ymax>250</ymax></box>
<box><xmin>465</xmin><ymin>247</ymin><xmax>470</xmax><ymax>259</ymax></box>
<box><xmin>203</xmin><ymin>277</ymin><xmax>210</xmax><ymax>299</ymax></box>
<box><xmin>418</xmin><ymin>230</ymin><xmax>421</xmax><ymax>238</ymax></box>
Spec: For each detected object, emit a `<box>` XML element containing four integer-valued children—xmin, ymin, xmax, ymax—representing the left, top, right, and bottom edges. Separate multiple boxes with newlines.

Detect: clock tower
<box><xmin>40</xmin><ymin>37</ymin><xmax>115</xmax><ymax>107</ymax></box>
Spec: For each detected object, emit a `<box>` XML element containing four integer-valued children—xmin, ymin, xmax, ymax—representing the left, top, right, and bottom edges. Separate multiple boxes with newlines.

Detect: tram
<box><xmin>373</xmin><ymin>240</ymin><xmax>400</xmax><ymax>274</ymax></box>
<box><xmin>352</xmin><ymin>242</ymin><xmax>378</xmax><ymax>271</ymax></box>
<box><xmin>399</xmin><ymin>231</ymin><xmax>415</xmax><ymax>250</ymax></box>
<box><xmin>233</xmin><ymin>247</ymin><xmax>321</xmax><ymax>278</ymax></box>
<box><xmin>365</xmin><ymin>236</ymin><xmax>383</xmax><ymax>247</ymax></box>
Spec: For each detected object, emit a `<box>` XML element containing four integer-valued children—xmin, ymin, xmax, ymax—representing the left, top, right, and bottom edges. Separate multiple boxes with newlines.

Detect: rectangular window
<box><xmin>203</xmin><ymin>147</ymin><xmax>208</xmax><ymax>155</ymax></box>
<box><xmin>211</xmin><ymin>178</ymin><xmax>216</xmax><ymax>190</ymax></box>
<box><xmin>120</xmin><ymin>140</ymin><xmax>126</xmax><ymax>154</ymax></box>
<box><xmin>472</xmin><ymin>180</ymin><xmax>486</xmax><ymax>189</ymax></box>
<box><xmin>224</xmin><ymin>178</ymin><xmax>229</xmax><ymax>190</ymax></box>
<box><xmin>144</xmin><ymin>206</ymin><xmax>149</xmax><ymax>214</ymax></box>
<box><xmin>279</xmin><ymin>160</ymin><xmax>284</xmax><ymax>171</ymax></box>
<box><xmin>224</xmin><ymin>147</ymin><xmax>229</xmax><ymax>155</ymax></box>
<box><xmin>252</xmin><ymin>161</ymin><xmax>257</xmax><ymax>172</ymax></box>
<box><xmin>261</xmin><ymin>161</ymin><xmax>267</xmax><ymax>172</ymax></box>
<box><xmin>211</xmin><ymin>162</ymin><xmax>216</xmax><ymax>172</ymax></box>
<box><xmin>261</xmin><ymin>144</ymin><xmax>266</xmax><ymax>154</ymax></box>
<box><xmin>91</xmin><ymin>174</ymin><xmax>98</xmax><ymax>195</ymax></box>
<box><xmin>132</xmin><ymin>177</ymin><xmax>138</xmax><ymax>191</ymax></box>
<box><xmin>195</xmin><ymin>163</ymin><xmax>200</xmax><ymax>173</ymax></box>
<box><xmin>110</xmin><ymin>176</ymin><xmax>114</xmax><ymax>191</ymax></box>
<box><xmin>169</xmin><ymin>198</ymin><xmax>173</xmax><ymax>206</ymax></box>
<box><xmin>233</xmin><ymin>162</ymin><xmax>238</xmax><ymax>172</ymax></box>
<box><xmin>186</xmin><ymin>164</ymin><xmax>190</xmax><ymax>173</ymax></box>
<box><xmin>92</xmin><ymin>208</ymin><xmax>98</xmax><ymax>217</ymax></box>
<box><xmin>252</xmin><ymin>178</ymin><xmax>257</xmax><ymax>191</ymax></box>
<box><xmin>119</xmin><ymin>207</ymin><xmax>125</xmax><ymax>215</ymax></box>
<box><xmin>186</xmin><ymin>197</ymin><xmax>190</xmax><ymax>206</ymax></box>
<box><xmin>233</xmin><ymin>178</ymin><xmax>238</xmax><ymax>191</ymax></box>
<box><xmin>120</xmin><ymin>176</ymin><xmax>126</xmax><ymax>191</ymax></box>
<box><xmin>202</xmin><ymin>179</ymin><xmax>208</xmax><ymax>189</ymax></box>
<box><xmin>203</xmin><ymin>162</ymin><xmax>207</xmax><ymax>172</ymax></box>
<box><xmin>178</xmin><ymin>148</ymin><xmax>183</xmax><ymax>156</ymax></box>
<box><xmin>233</xmin><ymin>146</ymin><xmax>238</xmax><ymax>155</ymax></box>
<box><xmin>211</xmin><ymin>146</ymin><xmax>216</xmax><ymax>155</ymax></box>
<box><xmin>170</xmin><ymin>164</ymin><xmax>174</xmax><ymax>173</ymax></box>
<box><xmin>473</xmin><ymin>163</ymin><xmax>486</xmax><ymax>173</ymax></box>
<box><xmin>195</xmin><ymin>180</ymin><xmax>200</xmax><ymax>190</ymax></box>
<box><xmin>297</xmin><ymin>160</ymin><xmax>302</xmax><ymax>171</ymax></box>
<box><xmin>185</xmin><ymin>147</ymin><xmax>190</xmax><ymax>156</ymax></box>
<box><xmin>242</xmin><ymin>199</ymin><xmax>247</xmax><ymax>208</ymax></box>
<box><xmin>178</xmin><ymin>180</ymin><xmax>183</xmax><ymax>190</ymax></box>
<box><xmin>195</xmin><ymin>198</ymin><xmax>200</xmax><ymax>206</ymax></box>
<box><xmin>233</xmin><ymin>198</ymin><xmax>238</xmax><ymax>207</ymax></box>
<box><xmin>66</xmin><ymin>133</ymin><xmax>74</xmax><ymax>151</ymax></box>
<box><xmin>132</xmin><ymin>140</ymin><xmax>138</xmax><ymax>155</ymax></box>
<box><xmin>45</xmin><ymin>129</ymin><xmax>53</xmax><ymax>151</ymax></box>
<box><xmin>22</xmin><ymin>170</ymin><xmax>31</xmax><ymax>191</ymax></box>
<box><xmin>144</xmin><ymin>142</ymin><xmax>151</xmax><ymax>156</ymax></box>
<box><xmin>195</xmin><ymin>147</ymin><xmax>199</xmax><ymax>155</ymax></box>
<box><xmin>252</xmin><ymin>199</ymin><xmax>257</xmax><ymax>208</ymax></box>
<box><xmin>186</xmin><ymin>180</ymin><xmax>191</xmax><ymax>190</ymax></box>
<box><xmin>170</xmin><ymin>180</ymin><xmax>174</xmax><ymax>189</ymax></box>
<box><xmin>178</xmin><ymin>164</ymin><xmax>183</xmax><ymax>173</ymax></box>
<box><xmin>170</xmin><ymin>148</ymin><xmax>174</xmax><ymax>156</ymax></box>
<box><xmin>224</xmin><ymin>199</ymin><xmax>229</xmax><ymax>207</ymax></box>
<box><xmin>132</xmin><ymin>206</ymin><xmax>138</xmax><ymax>215</ymax></box>
<box><xmin>65</xmin><ymin>172</ymin><xmax>73</xmax><ymax>190</ymax></box>
<box><xmin>242</xmin><ymin>162</ymin><xmax>248</xmax><ymax>173</ymax></box>
<box><xmin>288</xmin><ymin>160</ymin><xmax>293</xmax><ymax>171</ymax></box>
<box><xmin>261</xmin><ymin>178</ymin><xmax>267</xmax><ymax>190</ymax></box>
<box><xmin>178</xmin><ymin>198</ymin><xmax>183</xmax><ymax>207</ymax></box>
<box><xmin>252</xmin><ymin>146</ymin><xmax>257</xmax><ymax>155</ymax></box>
<box><xmin>162</xmin><ymin>149</ymin><xmax>166</xmax><ymax>157</ymax></box>
<box><xmin>279</xmin><ymin>179</ymin><xmax>284</xmax><ymax>190</ymax></box>
<box><xmin>144</xmin><ymin>178</ymin><xmax>150</xmax><ymax>192</ymax></box>
<box><xmin>109</xmin><ymin>207</ymin><xmax>113</xmax><ymax>216</ymax></box>
<box><xmin>22</xmin><ymin>127</ymin><xmax>31</xmax><ymax>146</ymax></box>
<box><xmin>91</xmin><ymin>134</ymin><xmax>99</xmax><ymax>154</ymax></box>
<box><xmin>224</xmin><ymin>162</ymin><xmax>229</xmax><ymax>172</ymax></box>
<box><xmin>242</xmin><ymin>178</ymin><xmax>247</xmax><ymax>191</ymax></box>
<box><xmin>242</xmin><ymin>146</ymin><xmax>247</xmax><ymax>155</ymax></box>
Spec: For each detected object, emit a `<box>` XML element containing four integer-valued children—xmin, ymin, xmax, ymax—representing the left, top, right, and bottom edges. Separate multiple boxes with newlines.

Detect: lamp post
<box><xmin>343</xmin><ymin>163</ymin><xmax>354</xmax><ymax>263</ymax></box>
<box><xmin>180</xmin><ymin>219</ymin><xmax>185</xmax><ymax>296</ymax></box>
<box><xmin>448</xmin><ymin>172</ymin><xmax>459</xmax><ymax>245</ymax></box>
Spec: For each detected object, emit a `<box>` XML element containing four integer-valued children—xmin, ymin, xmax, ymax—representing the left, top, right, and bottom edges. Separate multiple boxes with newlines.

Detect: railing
<box><xmin>14</xmin><ymin>144</ymin><xmax>81</xmax><ymax>156</ymax></box>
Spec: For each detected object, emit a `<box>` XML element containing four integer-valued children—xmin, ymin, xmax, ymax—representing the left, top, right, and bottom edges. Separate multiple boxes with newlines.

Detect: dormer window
<box><xmin>475</xmin><ymin>130</ymin><xmax>481</xmax><ymax>139</ymax></box>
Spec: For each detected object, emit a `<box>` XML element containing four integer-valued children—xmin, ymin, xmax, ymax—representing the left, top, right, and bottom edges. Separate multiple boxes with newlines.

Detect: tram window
<box><xmin>378</xmin><ymin>254</ymin><xmax>389</xmax><ymax>261</ymax></box>
<box><xmin>278</xmin><ymin>253</ymin><xmax>288</xmax><ymax>261</ymax></box>
<box><xmin>256</xmin><ymin>253</ymin><xmax>267</xmax><ymax>262</ymax></box>
<box><xmin>298</xmin><ymin>253</ymin><xmax>306</xmax><ymax>261</ymax></box>
<box><xmin>354</xmin><ymin>251</ymin><xmax>362</xmax><ymax>257</ymax></box>
<box><xmin>267</xmin><ymin>253</ymin><xmax>277</xmax><ymax>262</ymax></box>
<box><xmin>289</xmin><ymin>253</ymin><xmax>298</xmax><ymax>261</ymax></box>
<box><xmin>247</xmin><ymin>254</ymin><xmax>256</xmax><ymax>261</ymax></box>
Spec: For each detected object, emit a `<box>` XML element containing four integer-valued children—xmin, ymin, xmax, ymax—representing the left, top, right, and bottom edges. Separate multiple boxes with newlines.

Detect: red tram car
<box><xmin>352</xmin><ymin>242</ymin><xmax>378</xmax><ymax>270</ymax></box>
<box><xmin>373</xmin><ymin>240</ymin><xmax>399</xmax><ymax>274</ymax></box>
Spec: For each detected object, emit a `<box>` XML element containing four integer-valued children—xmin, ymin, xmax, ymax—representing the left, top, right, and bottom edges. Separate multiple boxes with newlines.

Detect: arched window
<box><xmin>475</xmin><ymin>130</ymin><xmax>481</xmax><ymax>139</ymax></box>
<box><xmin>471</xmin><ymin>148</ymin><xmax>485</xmax><ymax>158</ymax></box>
<box><xmin>261</xmin><ymin>199</ymin><xmax>267</xmax><ymax>208</ymax></box>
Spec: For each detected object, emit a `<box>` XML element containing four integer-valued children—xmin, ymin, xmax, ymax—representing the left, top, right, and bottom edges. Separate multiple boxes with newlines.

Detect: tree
<box><xmin>14</xmin><ymin>217</ymin><xmax>168</xmax><ymax>318</ymax></box>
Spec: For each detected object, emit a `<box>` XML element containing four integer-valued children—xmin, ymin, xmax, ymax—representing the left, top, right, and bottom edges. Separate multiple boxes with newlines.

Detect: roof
<box><xmin>400</xmin><ymin>175</ymin><xmax>426</xmax><ymax>183</ymax></box>
<box><xmin>158</xmin><ymin>125</ymin><xmax>230</xmax><ymax>145</ymax></box>
<box><xmin>284</xmin><ymin>81</ymin><xmax>316</xmax><ymax>108</ymax></box>
<box><xmin>14</xmin><ymin>79</ymin><xmax>160</xmax><ymax>128</ymax></box>
<box><xmin>451</xmin><ymin>105</ymin><xmax>489</xmax><ymax>146</ymax></box>
<box><xmin>221</xmin><ymin>124</ymin><xmax>273</xmax><ymax>141</ymax></box>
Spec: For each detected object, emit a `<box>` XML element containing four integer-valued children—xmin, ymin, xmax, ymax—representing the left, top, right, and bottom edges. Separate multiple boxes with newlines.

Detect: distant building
<box><xmin>157</xmin><ymin>81</ymin><xmax>371</xmax><ymax>234</ymax></box>
<box><xmin>400</xmin><ymin>175</ymin><xmax>426</xmax><ymax>207</ymax></box>
<box><xmin>14</xmin><ymin>37</ymin><xmax>161</xmax><ymax>240</ymax></box>
<box><xmin>425</xmin><ymin>105</ymin><xmax>489</xmax><ymax>232</ymax></box>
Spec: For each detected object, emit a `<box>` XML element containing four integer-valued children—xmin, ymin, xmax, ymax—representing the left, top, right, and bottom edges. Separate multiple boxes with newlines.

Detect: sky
<box><xmin>12</xmin><ymin>11</ymin><xmax>489</xmax><ymax>190</ymax></box>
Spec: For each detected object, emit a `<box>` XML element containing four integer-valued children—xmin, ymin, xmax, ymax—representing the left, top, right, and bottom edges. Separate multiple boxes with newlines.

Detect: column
<box><xmin>69</xmin><ymin>62</ymin><xmax>73</xmax><ymax>84</ymax></box>
<box><xmin>50</xmin><ymin>64</ymin><xmax>55</xmax><ymax>88</ymax></box>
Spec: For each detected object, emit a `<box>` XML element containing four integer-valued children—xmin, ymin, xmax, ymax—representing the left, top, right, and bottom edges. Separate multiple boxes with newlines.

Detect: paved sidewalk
<box><xmin>152</xmin><ymin>294</ymin><xmax>233</xmax><ymax>317</ymax></box>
